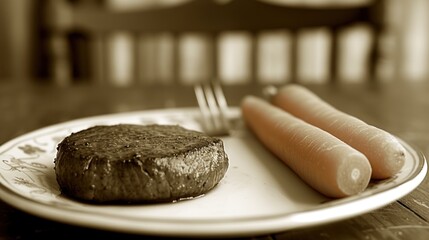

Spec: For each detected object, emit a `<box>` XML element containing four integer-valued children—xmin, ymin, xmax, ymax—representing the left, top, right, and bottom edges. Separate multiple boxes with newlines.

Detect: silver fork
<box><xmin>194</xmin><ymin>81</ymin><xmax>230</xmax><ymax>136</ymax></box>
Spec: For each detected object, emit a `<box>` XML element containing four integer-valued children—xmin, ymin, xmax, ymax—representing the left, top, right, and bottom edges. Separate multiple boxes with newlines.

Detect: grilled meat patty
<box><xmin>54</xmin><ymin>124</ymin><xmax>229</xmax><ymax>203</ymax></box>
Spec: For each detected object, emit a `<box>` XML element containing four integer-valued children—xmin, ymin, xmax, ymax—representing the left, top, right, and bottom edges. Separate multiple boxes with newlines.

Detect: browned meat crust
<box><xmin>55</xmin><ymin>124</ymin><xmax>228</xmax><ymax>203</ymax></box>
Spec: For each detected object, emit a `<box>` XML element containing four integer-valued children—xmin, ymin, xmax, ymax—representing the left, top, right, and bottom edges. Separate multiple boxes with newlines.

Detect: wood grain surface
<box><xmin>0</xmin><ymin>81</ymin><xmax>428</xmax><ymax>240</ymax></box>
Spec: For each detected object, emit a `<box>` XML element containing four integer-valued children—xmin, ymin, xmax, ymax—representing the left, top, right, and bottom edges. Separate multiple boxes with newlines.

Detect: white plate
<box><xmin>0</xmin><ymin>108</ymin><xmax>426</xmax><ymax>237</ymax></box>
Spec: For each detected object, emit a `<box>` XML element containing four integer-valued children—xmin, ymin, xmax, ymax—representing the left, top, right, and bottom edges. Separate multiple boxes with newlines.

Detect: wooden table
<box><xmin>0</xmin><ymin>81</ymin><xmax>428</xmax><ymax>239</ymax></box>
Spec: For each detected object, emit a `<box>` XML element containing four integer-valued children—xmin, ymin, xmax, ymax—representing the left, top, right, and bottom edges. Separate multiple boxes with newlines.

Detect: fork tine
<box><xmin>203</xmin><ymin>82</ymin><xmax>223</xmax><ymax>131</ymax></box>
<box><xmin>212</xmin><ymin>81</ymin><xmax>230</xmax><ymax>130</ymax></box>
<box><xmin>194</xmin><ymin>81</ymin><xmax>230</xmax><ymax>136</ymax></box>
<box><xmin>194</xmin><ymin>84</ymin><xmax>213</xmax><ymax>132</ymax></box>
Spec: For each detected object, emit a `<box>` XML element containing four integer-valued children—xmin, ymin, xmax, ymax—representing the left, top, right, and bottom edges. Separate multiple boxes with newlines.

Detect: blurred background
<box><xmin>0</xmin><ymin>0</ymin><xmax>428</xmax><ymax>86</ymax></box>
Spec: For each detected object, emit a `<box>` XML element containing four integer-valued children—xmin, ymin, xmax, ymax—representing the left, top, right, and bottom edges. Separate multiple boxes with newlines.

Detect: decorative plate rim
<box><xmin>0</xmin><ymin>107</ymin><xmax>426</xmax><ymax>237</ymax></box>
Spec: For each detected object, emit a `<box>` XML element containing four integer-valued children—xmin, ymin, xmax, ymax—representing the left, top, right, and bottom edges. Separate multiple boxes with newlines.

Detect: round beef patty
<box><xmin>54</xmin><ymin>124</ymin><xmax>229</xmax><ymax>203</ymax></box>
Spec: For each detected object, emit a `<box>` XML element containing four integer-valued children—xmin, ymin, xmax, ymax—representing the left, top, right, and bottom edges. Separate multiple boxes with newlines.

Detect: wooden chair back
<box><xmin>36</xmin><ymin>0</ymin><xmax>384</xmax><ymax>86</ymax></box>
